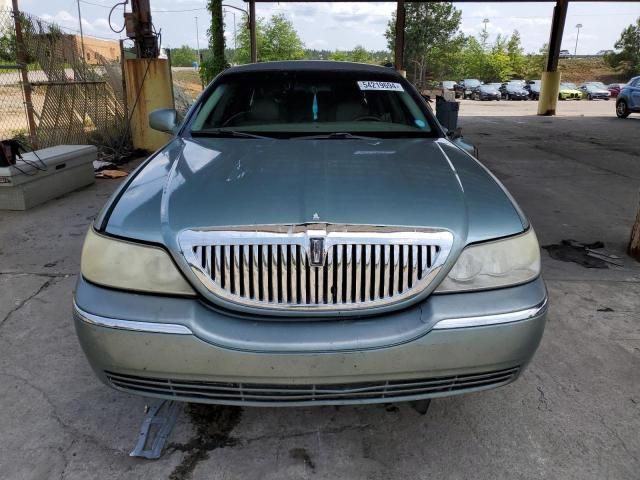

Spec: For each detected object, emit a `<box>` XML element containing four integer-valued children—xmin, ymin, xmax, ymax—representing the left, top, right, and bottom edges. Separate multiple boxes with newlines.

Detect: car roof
<box><xmin>223</xmin><ymin>61</ymin><xmax>395</xmax><ymax>76</ymax></box>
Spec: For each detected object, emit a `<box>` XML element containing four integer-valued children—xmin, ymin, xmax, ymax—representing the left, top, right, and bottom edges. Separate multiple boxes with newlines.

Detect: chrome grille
<box><xmin>105</xmin><ymin>367</ymin><xmax>519</xmax><ymax>406</ymax></box>
<box><xmin>180</xmin><ymin>225</ymin><xmax>453</xmax><ymax>313</ymax></box>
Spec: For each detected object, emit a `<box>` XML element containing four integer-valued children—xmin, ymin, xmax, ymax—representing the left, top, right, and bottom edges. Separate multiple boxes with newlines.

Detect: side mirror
<box><xmin>149</xmin><ymin>108</ymin><xmax>177</xmax><ymax>134</ymax></box>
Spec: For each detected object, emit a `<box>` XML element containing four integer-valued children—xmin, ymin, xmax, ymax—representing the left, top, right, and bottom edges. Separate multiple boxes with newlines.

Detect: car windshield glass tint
<box><xmin>479</xmin><ymin>85</ymin><xmax>496</xmax><ymax>92</ymax></box>
<box><xmin>465</xmin><ymin>80</ymin><xmax>480</xmax><ymax>88</ymax></box>
<box><xmin>562</xmin><ymin>83</ymin><xmax>577</xmax><ymax>89</ymax></box>
<box><xmin>190</xmin><ymin>70</ymin><xmax>435</xmax><ymax>138</ymax></box>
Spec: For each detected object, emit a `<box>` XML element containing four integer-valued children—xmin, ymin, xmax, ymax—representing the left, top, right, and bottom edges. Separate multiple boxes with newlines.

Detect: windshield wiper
<box><xmin>191</xmin><ymin>129</ymin><xmax>272</xmax><ymax>139</ymax></box>
<box><xmin>294</xmin><ymin>132</ymin><xmax>381</xmax><ymax>141</ymax></box>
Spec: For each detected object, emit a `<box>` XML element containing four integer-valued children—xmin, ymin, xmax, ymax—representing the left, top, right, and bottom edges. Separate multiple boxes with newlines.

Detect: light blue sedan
<box><xmin>74</xmin><ymin>61</ymin><xmax>547</xmax><ymax>407</ymax></box>
<box><xmin>616</xmin><ymin>76</ymin><xmax>640</xmax><ymax>118</ymax></box>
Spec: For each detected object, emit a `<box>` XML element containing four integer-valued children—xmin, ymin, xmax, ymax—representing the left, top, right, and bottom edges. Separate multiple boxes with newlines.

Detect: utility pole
<box><xmin>76</xmin><ymin>0</ymin><xmax>86</xmax><ymax>63</ymax></box>
<box><xmin>124</xmin><ymin>0</ymin><xmax>159</xmax><ymax>58</ymax></box>
<box><xmin>574</xmin><ymin>23</ymin><xmax>582</xmax><ymax>57</ymax></box>
<box><xmin>223</xmin><ymin>10</ymin><xmax>237</xmax><ymax>63</ymax></box>
<box><xmin>195</xmin><ymin>16</ymin><xmax>201</xmax><ymax>64</ymax></box>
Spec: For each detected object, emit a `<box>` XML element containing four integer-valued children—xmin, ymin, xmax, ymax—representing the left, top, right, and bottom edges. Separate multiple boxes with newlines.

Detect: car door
<box><xmin>630</xmin><ymin>78</ymin><xmax>640</xmax><ymax>109</ymax></box>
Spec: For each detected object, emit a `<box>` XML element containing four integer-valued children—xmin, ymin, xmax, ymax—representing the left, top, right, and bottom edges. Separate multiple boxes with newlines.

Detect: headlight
<box><xmin>436</xmin><ymin>229</ymin><xmax>540</xmax><ymax>293</ymax></box>
<box><xmin>81</xmin><ymin>228</ymin><xmax>196</xmax><ymax>296</ymax></box>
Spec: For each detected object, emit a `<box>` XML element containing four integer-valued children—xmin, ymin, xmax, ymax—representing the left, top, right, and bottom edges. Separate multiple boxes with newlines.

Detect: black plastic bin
<box><xmin>435</xmin><ymin>96</ymin><xmax>460</xmax><ymax>132</ymax></box>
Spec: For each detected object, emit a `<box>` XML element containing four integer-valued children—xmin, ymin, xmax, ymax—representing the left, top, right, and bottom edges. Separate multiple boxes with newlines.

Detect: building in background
<box><xmin>72</xmin><ymin>35</ymin><xmax>120</xmax><ymax>64</ymax></box>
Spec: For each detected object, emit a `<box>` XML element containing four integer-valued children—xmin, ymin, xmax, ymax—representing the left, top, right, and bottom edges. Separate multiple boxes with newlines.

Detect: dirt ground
<box><xmin>0</xmin><ymin>100</ymin><xmax>639</xmax><ymax>480</ymax></box>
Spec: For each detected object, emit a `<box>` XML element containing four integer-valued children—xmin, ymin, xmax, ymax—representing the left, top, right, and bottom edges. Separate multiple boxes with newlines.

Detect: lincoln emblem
<box><xmin>309</xmin><ymin>238</ymin><xmax>325</xmax><ymax>266</ymax></box>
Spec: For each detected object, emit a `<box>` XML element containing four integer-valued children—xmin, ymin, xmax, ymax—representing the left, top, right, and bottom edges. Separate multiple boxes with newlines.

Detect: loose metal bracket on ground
<box><xmin>130</xmin><ymin>400</ymin><xmax>180</xmax><ymax>459</ymax></box>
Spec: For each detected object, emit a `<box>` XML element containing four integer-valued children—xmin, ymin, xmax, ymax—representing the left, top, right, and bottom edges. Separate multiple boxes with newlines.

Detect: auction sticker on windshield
<box><xmin>357</xmin><ymin>81</ymin><xmax>404</xmax><ymax>92</ymax></box>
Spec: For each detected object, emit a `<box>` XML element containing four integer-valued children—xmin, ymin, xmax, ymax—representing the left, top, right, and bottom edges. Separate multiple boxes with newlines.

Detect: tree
<box><xmin>328</xmin><ymin>45</ymin><xmax>375</xmax><ymax>64</ymax></box>
<box><xmin>506</xmin><ymin>30</ymin><xmax>525</xmax><ymax>76</ymax></box>
<box><xmin>200</xmin><ymin>0</ymin><xmax>226</xmax><ymax>84</ymax></box>
<box><xmin>606</xmin><ymin>17</ymin><xmax>640</xmax><ymax>76</ymax></box>
<box><xmin>235</xmin><ymin>14</ymin><xmax>304</xmax><ymax>64</ymax></box>
<box><xmin>0</xmin><ymin>25</ymin><xmax>16</xmax><ymax>62</ymax></box>
<box><xmin>385</xmin><ymin>2</ymin><xmax>464</xmax><ymax>86</ymax></box>
<box><xmin>169</xmin><ymin>45</ymin><xmax>197</xmax><ymax>67</ymax></box>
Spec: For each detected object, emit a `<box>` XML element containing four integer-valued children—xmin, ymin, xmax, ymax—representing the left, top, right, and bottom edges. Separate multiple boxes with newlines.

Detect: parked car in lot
<box><xmin>558</xmin><ymin>82</ymin><xmax>583</xmax><ymax>100</ymax></box>
<box><xmin>440</xmin><ymin>80</ymin><xmax>459</xmax><ymax>97</ymax></box>
<box><xmin>471</xmin><ymin>83</ymin><xmax>501</xmax><ymax>101</ymax></box>
<box><xmin>607</xmin><ymin>83</ymin><xmax>626</xmax><ymax>98</ymax></box>
<box><xmin>455</xmin><ymin>79</ymin><xmax>481</xmax><ymax>99</ymax></box>
<box><xmin>500</xmin><ymin>81</ymin><xmax>530</xmax><ymax>100</ymax></box>
<box><xmin>579</xmin><ymin>82</ymin><xmax>611</xmax><ymax>100</ymax></box>
<box><xmin>525</xmin><ymin>80</ymin><xmax>541</xmax><ymax>100</ymax></box>
<box><xmin>616</xmin><ymin>76</ymin><xmax>640</xmax><ymax>118</ymax></box>
<box><xmin>559</xmin><ymin>49</ymin><xmax>571</xmax><ymax>58</ymax></box>
<box><xmin>74</xmin><ymin>61</ymin><xmax>547</xmax><ymax>407</ymax></box>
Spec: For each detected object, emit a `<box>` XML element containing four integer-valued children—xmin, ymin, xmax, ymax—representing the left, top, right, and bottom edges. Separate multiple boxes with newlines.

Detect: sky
<box><xmin>10</xmin><ymin>0</ymin><xmax>640</xmax><ymax>54</ymax></box>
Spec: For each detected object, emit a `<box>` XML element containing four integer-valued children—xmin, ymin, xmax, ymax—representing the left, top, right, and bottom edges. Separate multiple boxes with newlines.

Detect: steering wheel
<box><xmin>353</xmin><ymin>115</ymin><xmax>382</xmax><ymax>122</ymax></box>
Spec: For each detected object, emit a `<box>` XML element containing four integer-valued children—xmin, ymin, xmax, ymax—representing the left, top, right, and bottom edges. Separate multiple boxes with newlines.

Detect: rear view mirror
<box><xmin>149</xmin><ymin>108</ymin><xmax>178</xmax><ymax>134</ymax></box>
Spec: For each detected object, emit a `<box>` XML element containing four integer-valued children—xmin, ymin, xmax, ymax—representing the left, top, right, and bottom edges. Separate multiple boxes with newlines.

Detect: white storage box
<box><xmin>0</xmin><ymin>145</ymin><xmax>96</xmax><ymax>210</ymax></box>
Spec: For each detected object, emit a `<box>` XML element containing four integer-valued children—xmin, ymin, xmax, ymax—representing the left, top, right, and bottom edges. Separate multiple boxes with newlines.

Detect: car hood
<box><xmin>105</xmin><ymin>137</ymin><xmax>526</xmax><ymax>248</ymax></box>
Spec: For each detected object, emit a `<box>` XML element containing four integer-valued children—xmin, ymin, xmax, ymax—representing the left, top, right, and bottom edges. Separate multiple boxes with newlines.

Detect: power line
<box><xmin>79</xmin><ymin>0</ymin><xmax>207</xmax><ymax>13</ymax></box>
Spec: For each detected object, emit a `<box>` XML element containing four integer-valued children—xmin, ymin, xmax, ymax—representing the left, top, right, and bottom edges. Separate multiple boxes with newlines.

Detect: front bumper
<box><xmin>73</xmin><ymin>276</ymin><xmax>548</xmax><ymax>406</ymax></box>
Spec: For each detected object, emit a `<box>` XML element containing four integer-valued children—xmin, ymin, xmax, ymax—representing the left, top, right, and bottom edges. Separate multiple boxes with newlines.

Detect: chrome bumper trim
<box><xmin>74</xmin><ymin>295</ymin><xmax>547</xmax><ymax>336</ymax></box>
<box><xmin>433</xmin><ymin>297</ymin><xmax>548</xmax><ymax>329</ymax></box>
<box><xmin>73</xmin><ymin>301</ymin><xmax>193</xmax><ymax>335</ymax></box>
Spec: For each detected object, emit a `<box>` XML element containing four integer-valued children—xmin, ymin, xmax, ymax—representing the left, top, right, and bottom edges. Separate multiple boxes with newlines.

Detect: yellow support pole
<box><xmin>537</xmin><ymin>71</ymin><xmax>562</xmax><ymax>116</ymax></box>
<box><xmin>124</xmin><ymin>58</ymin><xmax>174</xmax><ymax>152</ymax></box>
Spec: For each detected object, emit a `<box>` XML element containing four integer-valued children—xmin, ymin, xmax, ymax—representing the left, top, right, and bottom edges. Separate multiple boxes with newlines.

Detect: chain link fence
<box><xmin>0</xmin><ymin>8</ymin><xmax>129</xmax><ymax>158</ymax></box>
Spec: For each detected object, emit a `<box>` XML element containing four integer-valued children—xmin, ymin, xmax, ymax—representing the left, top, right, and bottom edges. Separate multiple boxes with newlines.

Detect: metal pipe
<box><xmin>249</xmin><ymin>0</ymin><xmax>257</xmax><ymax>63</ymax></box>
<box><xmin>10</xmin><ymin>0</ymin><xmax>37</xmax><ymax>148</ymax></box>
<box><xmin>394</xmin><ymin>0</ymin><xmax>405</xmax><ymax>71</ymax></box>
<box><xmin>546</xmin><ymin>0</ymin><xmax>569</xmax><ymax>72</ymax></box>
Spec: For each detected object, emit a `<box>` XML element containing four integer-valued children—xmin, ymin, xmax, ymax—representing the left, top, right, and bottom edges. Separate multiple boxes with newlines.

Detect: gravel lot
<box><xmin>1</xmin><ymin>103</ymin><xmax>639</xmax><ymax>480</ymax></box>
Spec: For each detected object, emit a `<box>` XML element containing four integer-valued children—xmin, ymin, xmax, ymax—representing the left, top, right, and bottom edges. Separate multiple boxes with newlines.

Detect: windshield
<box><xmin>588</xmin><ymin>82</ymin><xmax>606</xmax><ymax>89</ymax></box>
<box><xmin>479</xmin><ymin>85</ymin><xmax>498</xmax><ymax>92</ymax></box>
<box><xmin>190</xmin><ymin>70</ymin><xmax>437</xmax><ymax>138</ymax></box>
<box><xmin>561</xmin><ymin>83</ymin><xmax>577</xmax><ymax>89</ymax></box>
<box><xmin>442</xmin><ymin>81</ymin><xmax>456</xmax><ymax>89</ymax></box>
<box><xmin>464</xmin><ymin>79</ymin><xmax>481</xmax><ymax>88</ymax></box>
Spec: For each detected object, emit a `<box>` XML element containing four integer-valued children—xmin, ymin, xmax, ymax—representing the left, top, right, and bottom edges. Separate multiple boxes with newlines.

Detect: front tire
<box><xmin>588</xmin><ymin>93</ymin><xmax>593</xmax><ymax>100</ymax></box>
<box><xmin>616</xmin><ymin>100</ymin><xmax>630</xmax><ymax>118</ymax></box>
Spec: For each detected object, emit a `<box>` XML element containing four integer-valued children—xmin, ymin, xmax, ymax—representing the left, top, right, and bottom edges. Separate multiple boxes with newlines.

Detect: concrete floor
<box><xmin>1</xmin><ymin>103</ymin><xmax>639</xmax><ymax>480</ymax></box>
